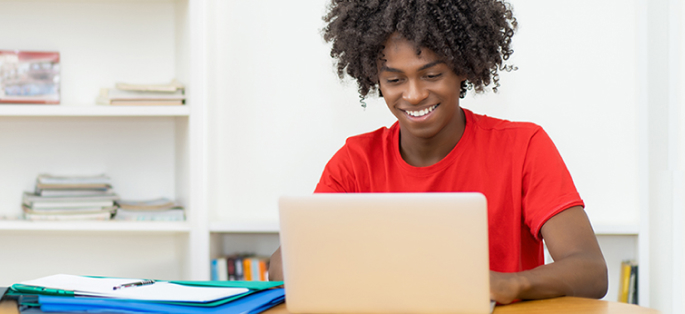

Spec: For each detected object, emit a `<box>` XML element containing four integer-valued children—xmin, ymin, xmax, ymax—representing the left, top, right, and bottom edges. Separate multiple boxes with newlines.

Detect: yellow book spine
<box><xmin>618</xmin><ymin>261</ymin><xmax>632</xmax><ymax>303</ymax></box>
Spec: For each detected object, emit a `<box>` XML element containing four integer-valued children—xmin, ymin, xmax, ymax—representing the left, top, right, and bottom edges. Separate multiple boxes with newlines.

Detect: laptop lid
<box><xmin>278</xmin><ymin>192</ymin><xmax>490</xmax><ymax>314</ymax></box>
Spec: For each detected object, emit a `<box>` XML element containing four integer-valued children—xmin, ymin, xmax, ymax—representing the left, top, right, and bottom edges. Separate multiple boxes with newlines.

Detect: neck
<box><xmin>399</xmin><ymin>108</ymin><xmax>466</xmax><ymax>167</ymax></box>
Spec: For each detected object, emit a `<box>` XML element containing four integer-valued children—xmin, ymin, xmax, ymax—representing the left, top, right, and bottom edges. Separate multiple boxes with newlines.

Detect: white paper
<box><xmin>20</xmin><ymin>274</ymin><xmax>249</xmax><ymax>302</ymax></box>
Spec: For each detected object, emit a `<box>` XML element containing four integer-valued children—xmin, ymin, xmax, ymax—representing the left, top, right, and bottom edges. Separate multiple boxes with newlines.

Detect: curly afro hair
<box><xmin>322</xmin><ymin>0</ymin><xmax>517</xmax><ymax>101</ymax></box>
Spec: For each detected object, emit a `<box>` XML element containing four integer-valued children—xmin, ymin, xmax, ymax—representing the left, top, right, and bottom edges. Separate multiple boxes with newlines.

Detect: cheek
<box><xmin>435</xmin><ymin>82</ymin><xmax>462</xmax><ymax>99</ymax></box>
<box><xmin>379</xmin><ymin>86</ymin><xmax>400</xmax><ymax>102</ymax></box>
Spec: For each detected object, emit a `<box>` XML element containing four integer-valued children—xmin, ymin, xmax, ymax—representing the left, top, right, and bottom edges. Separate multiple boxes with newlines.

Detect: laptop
<box><xmin>278</xmin><ymin>192</ymin><xmax>491</xmax><ymax>314</ymax></box>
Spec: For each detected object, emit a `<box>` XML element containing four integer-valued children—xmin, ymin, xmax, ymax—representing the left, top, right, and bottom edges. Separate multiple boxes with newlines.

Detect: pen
<box><xmin>112</xmin><ymin>279</ymin><xmax>156</xmax><ymax>290</ymax></box>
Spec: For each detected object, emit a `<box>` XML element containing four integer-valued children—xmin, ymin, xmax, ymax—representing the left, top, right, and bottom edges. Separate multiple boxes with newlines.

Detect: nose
<box><xmin>402</xmin><ymin>80</ymin><xmax>429</xmax><ymax>105</ymax></box>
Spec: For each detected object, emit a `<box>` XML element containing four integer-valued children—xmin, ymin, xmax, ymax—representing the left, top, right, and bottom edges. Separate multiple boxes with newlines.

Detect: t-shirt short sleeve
<box><xmin>315</xmin><ymin>144</ymin><xmax>355</xmax><ymax>193</ymax></box>
<box><xmin>521</xmin><ymin>127</ymin><xmax>584</xmax><ymax>240</ymax></box>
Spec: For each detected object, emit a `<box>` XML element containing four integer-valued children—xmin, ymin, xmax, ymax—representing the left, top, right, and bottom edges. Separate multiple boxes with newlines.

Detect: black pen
<box><xmin>112</xmin><ymin>279</ymin><xmax>156</xmax><ymax>290</ymax></box>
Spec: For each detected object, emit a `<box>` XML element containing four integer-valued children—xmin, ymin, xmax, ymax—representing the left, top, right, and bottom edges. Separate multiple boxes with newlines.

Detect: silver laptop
<box><xmin>278</xmin><ymin>193</ymin><xmax>491</xmax><ymax>314</ymax></box>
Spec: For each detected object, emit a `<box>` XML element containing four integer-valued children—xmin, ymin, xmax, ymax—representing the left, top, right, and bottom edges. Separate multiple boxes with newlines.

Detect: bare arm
<box><xmin>269</xmin><ymin>246</ymin><xmax>284</xmax><ymax>281</ymax></box>
<box><xmin>490</xmin><ymin>206</ymin><xmax>608</xmax><ymax>304</ymax></box>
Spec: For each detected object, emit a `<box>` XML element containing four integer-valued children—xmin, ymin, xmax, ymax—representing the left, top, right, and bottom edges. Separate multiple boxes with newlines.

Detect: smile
<box><xmin>406</xmin><ymin>104</ymin><xmax>439</xmax><ymax>117</ymax></box>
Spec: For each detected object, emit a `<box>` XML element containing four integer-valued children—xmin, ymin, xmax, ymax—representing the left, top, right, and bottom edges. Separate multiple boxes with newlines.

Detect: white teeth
<box><xmin>407</xmin><ymin>104</ymin><xmax>437</xmax><ymax>117</ymax></box>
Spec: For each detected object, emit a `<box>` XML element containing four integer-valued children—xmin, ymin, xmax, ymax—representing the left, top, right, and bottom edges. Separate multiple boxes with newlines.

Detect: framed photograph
<box><xmin>0</xmin><ymin>50</ymin><xmax>60</xmax><ymax>104</ymax></box>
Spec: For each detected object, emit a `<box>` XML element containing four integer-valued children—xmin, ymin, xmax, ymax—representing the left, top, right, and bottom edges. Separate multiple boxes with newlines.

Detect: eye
<box><xmin>426</xmin><ymin>73</ymin><xmax>443</xmax><ymax>80</ymax></box>
<box><xmin>385</xmin><ymin>78</ymin><xmax>402</xmax><ymax>84</ymax></box>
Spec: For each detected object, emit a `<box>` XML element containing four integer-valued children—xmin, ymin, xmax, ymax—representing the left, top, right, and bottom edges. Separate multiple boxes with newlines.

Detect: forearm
<box><xmin>491</xmin><ymin>252</ymin><xmax>607</xmax><ymax>303</ymax></box>
<box><xmin>268</xmin><ymin>246</ymin><xmax>284</xmax><ymax>281</ymax></box>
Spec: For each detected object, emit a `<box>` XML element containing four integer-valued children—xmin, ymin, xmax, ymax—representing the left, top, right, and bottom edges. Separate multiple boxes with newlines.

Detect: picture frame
<box><xmin>0</xmin><ymin>50</ymin><xmax>60</xmax><ymax>104</ymax></box>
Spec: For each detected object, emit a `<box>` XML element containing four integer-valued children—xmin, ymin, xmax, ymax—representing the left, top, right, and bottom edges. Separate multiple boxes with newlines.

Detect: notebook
<box><xmin>278</xmin><ymin>192</ymin><xmax>491</xmax><ymax>314</ymax></box>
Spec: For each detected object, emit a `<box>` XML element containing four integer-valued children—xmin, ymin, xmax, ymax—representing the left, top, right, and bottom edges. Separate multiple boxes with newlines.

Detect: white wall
<box><xmin>208</xmin><ymin>0</ymin><xmax>641</xmax><ymax>228</ymax></box>
<box><xmin>206</xmin><ymin>0</ymin><xmax>395</xmax><ymax>224</ymax></box>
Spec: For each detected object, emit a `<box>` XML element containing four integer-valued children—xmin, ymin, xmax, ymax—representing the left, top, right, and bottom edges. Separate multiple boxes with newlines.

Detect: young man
<box><xmin>270</xmin><ymin>0</ymin><xmax>607</xmax><ymax>304</ymax></box>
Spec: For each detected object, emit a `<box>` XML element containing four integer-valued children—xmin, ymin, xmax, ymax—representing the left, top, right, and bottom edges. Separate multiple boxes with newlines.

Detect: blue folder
<box><xmin>36</xmin><ymin>288</ymin><xmax>285</xmax><ymax>314</ymax></box>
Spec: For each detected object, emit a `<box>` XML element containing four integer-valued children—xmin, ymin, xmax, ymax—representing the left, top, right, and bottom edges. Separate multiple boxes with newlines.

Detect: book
<box><xmin>113</xmin><ymin>207</ymin><xmax>185</xmax><ymax>221</ymax></box>
<box><xmin>37</xmin><ymin>174</ymin><xmax>111</xmax><ymax>185</ymax></box>
<box><xmin>24</xmin><ymin>198</ymin><xmax>115</xmax><ymax>209</ymax></box>
<box><xmin>115</xmin><ymin>79</ymin><xmax>184</xmax><ymax>93</ymax></box>
<box><xmin>100</xmin><ymin>99</ymin><xmax>184</xmax><ymax>106</ymax></box>
<box><xmin>36</xmin><ymin>182</ymin><xmax>111</xmax><ymax>190</ymax></box>
<box><xmin>234</xmin><ymin>256</ymin><xmax>244</xmax><ymax>281</ymax></box>
<box><xmin>227</xmin><ymin>256</ymin><xmax>237</xmax><ymax>281</ymax></box>
<box><xmin>37</xmin><ymin>187</ymin><xmax>114</xmax><ymax>197</ymax></box>
<box><xmin>96</xmin><ymin>88</ymin><xmax>185</xmax><ymax>106</ymax></box>
<box><xmin>23</xmin><ymin>210</ymin><xmax>113</xmax><ymax>221</ymax></box>
<box><xmin>22</xmin><ymin>205</ymin><xmax>117</xmax><ymax>214</ymax></box>
<box><xmin>618</xmin><ymin>260</ymin><xmax>638</xmax><ymax>303</ymax></box>
<box><xmin>116</xmin><ymin>197</ymin><xmax>176</xmax><ymax>210</ymax></box>
<box><xmin>23</xmin><ymin>191</ymin><xmax>119</xmax><ymax>204</ymax></box>
<box><xmin>217</xmin><ymin>257</ymin><xmax>228</xmax><ymax>281</ymax></box>
<box><xmin>627</xmin><ymin>262</ymin><xmax>638</xmax><ymax>304</ymax></box>
<box><xmin>210</xmin><ymin>259</ymin><xmax>219</xmax><ymax>281</ymax></box>
<box><xmin>36</xmin><ymin>174</ymin><xmax>112</xmax><ymax>190</ymax></box>
<box><xmin>0</xmin><ymin>50</ymin><xmax>60</xmax><ymax>104</ymax></box>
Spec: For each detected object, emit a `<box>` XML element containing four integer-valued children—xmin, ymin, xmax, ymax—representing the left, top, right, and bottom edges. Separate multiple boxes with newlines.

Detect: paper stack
<box><xmin>114</xmin><ymin>197</ymin><xmax>185</xmax><ymax>221</ymax></box>
<box><xmin>96</xmin><ymin>79</ymin><xmax>185</xmax><ymax>106</ymax></box>
<box><xmin>22</xmin><ymin>174</ymin><xmax>119</xmax><ymax>221</ymax></box>
<box><xmin>8</xmin><ymin>274</ymin><xmax>285</xmax><ymax>314</ymax></box>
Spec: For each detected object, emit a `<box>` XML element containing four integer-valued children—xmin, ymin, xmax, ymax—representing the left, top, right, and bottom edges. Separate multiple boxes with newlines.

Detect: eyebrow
<box><xmin>380</xmin><ymin>60</ymin><xmax>446</xmax><ymax>73</ymax></box>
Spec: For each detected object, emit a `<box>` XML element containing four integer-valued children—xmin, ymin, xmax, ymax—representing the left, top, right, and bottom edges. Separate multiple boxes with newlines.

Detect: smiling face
<box><xmin>378</xmin><ymin>35</ymin><xmax>466</xmax><ymax>148</ymax></box>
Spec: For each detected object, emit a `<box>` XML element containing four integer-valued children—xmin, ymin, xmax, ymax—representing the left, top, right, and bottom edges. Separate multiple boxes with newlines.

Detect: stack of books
<box><xmin>211</xmin><ymin>254</ymin><xmax>270</xmax><ymax>281</ymax></box>
<box><xmin>618</xmin><ymin>260</ymin><xmax>638</xmax><ymax>304</ymax></box>
<box><xmin>22</xmin><ymin>174</ymin><xmax>119</xmax><ymax>221</ymax></box>
<box><xmin>96</xmin><ymin>79</ymin><xmax>185</xmax><ymax>106</ymax></box>
<box><xmin>114</xmin><ymin>197</ymin><xmax>185</xmax><ymax>221</ymax></box>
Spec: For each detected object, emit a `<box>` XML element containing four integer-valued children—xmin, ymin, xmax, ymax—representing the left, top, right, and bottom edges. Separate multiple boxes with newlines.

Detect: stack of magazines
<box><xmin>22</xmin><ymin>174</ymin><xmax>119</xmax><ymax>221</ymax></box>
<box><xmin>114</xmin><ymin>197</ymin><xmax>185</xmax><ymax>221</ymax></box>
<box><xmin>96</xmin><ymin>79</ymin><xmax>185</xmax><ymax>106</ymax></box>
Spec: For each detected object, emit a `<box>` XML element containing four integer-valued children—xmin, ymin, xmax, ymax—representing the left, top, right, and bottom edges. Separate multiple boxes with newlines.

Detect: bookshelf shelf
<box><xmin>593</xmin><ymin>223</ymin><xmax>640</xmax><ymax>236</ymax></box>
<box><xmin>0</xmin><ymin>220</ymin><xmax>191</xmax><ymax>233</ymax></box>
<box><xmin>209</xmin><ymin>220</ymin><xmax>280</xmax><ymax>233</ymax></box>
<box><xmin>0</xmin><ymin>105</ymin><xmax>190</xmax><ymax>117</ymax></box>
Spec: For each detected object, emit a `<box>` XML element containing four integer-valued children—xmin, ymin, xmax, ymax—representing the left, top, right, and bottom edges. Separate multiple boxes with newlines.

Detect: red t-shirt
<box><xmin>314</xmin><ymin>108</ymin><xmax>584</xmax><ymax>273</ymax></box>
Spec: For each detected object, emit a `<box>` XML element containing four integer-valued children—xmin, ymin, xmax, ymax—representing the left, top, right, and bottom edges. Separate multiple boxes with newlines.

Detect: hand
<box><xmin>489</xmin><ymin>270</ymin><xmax>524</xmax><ymax>305</ymax></box>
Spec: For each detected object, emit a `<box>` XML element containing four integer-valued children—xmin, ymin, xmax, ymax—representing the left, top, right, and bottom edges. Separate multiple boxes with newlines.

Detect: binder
<box><xmin>12</xmin><ymin>275</ymin><xmax>250</xmax><ymax>303</ymax></box>
<box><xmin>36</xmin><ymin>288</ymin><xmax>284</xmax><ymax>314</ymax></box>
<box><xmin>11</xmin><ymin>277</ymin><xmax>283</xmax><ymax>308</ymax></box>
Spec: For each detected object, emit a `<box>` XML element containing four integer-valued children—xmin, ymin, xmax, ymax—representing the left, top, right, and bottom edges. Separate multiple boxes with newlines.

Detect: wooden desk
<box><xmin>0</xmin><ymin>297</ymin><xmax>659</xmax><ymax>314</ymax></box>
<box><xmin>263</xmin><ymin>297</ymin><xmax>659</xmax><ymax>314</ymax></box>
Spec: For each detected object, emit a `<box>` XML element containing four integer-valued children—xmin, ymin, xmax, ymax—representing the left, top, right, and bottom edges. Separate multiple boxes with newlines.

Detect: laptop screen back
<box><xmin>278</xmin><ymin>193</ymin><xmax>490</xmax><ymax>314</ymax></box>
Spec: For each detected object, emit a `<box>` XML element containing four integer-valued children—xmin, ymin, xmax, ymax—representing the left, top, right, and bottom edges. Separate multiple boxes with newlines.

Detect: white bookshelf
<box><xmin>0</xmin><ymin>0</ymin><xmax>209</xmax><ymax>285</ymax></box>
